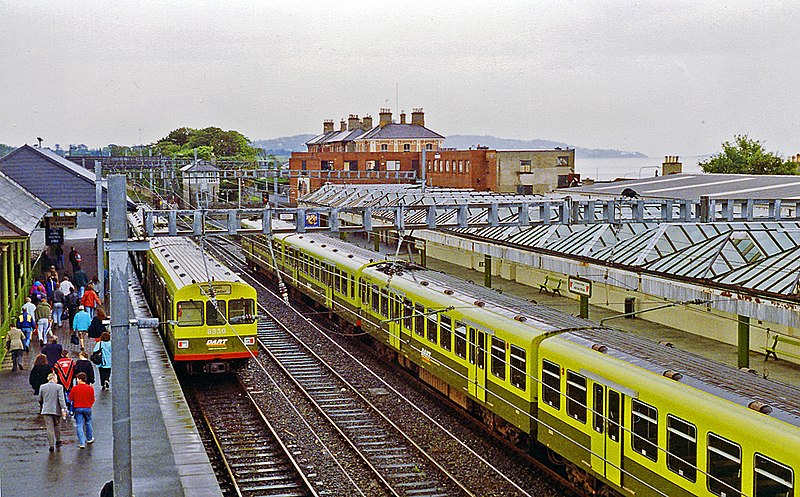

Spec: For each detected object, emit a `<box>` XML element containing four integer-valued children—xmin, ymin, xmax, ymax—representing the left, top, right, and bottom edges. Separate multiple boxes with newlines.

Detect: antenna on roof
<box><xmin>36</xmin><ymin>137</ymin><xmax>43</xmax><ymax>148</ymax></box>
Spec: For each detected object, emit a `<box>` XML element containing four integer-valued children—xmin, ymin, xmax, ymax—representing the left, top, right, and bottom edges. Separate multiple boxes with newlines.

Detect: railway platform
<box><xmin>0</xmin><ymin>233</ymin><xmax>220</xmax><ymax>496</ymax></box>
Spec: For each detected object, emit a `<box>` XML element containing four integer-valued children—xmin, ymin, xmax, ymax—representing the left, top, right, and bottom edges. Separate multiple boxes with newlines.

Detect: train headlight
<box><xmin>244</xmin><ymin>337</ymin><xmax>256</xmax><ymax>346</ymax></box>
<box><xmin>177</xmin><ymin>340</ymin><xmax>190</xmax><ymax>349</ymax></box>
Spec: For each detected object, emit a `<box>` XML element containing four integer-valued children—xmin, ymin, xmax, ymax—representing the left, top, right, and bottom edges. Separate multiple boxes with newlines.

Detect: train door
<box><xmin>467</xmin><ymin>327</ymin><xmax>487</xmax><ymax>403</ymax></box>
<box><xmin>387</xmin><ymin>293</ymin><xmax>401</xmax><ymax>351</ymax></box>
<box><xmin>591</xmin><ymin>384</ymin><xmax>624</xmax><ymax>487</ymax></box>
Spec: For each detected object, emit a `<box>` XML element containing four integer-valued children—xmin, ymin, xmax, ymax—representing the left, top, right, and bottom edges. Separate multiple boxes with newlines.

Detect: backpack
<box><xmin>75</xmin><ymin>252</ymin><xmax>82</xmax><ymax>263</ymax></box>
<box><xmin>53</xmin><ymin>358</ymin><xmax>75</xmax><ymax>388</ymax></box>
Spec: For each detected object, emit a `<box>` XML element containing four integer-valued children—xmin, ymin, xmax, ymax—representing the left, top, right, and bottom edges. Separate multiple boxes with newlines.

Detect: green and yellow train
<box><xmin>243</xmin><ymin>232</ymin><xmax>799</xmax><ymax>497</ymax></box>
<box><xmin>142</xmin><ymin>236</ymin><xmax>258</xmax><ymax>373</ymax></box>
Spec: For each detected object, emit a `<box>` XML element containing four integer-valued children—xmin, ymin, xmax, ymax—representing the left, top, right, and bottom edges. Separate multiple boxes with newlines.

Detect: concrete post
<box><xmin>738</xmin><ymin>314</ymin><xmax>750</xmax><ymax>368</ymax></box>
<box><xmin>580</xmin><ymin>295</ymin><xmax>589</xmax><ymax>319</ymax></box>
<box><xmin>108</xmin><ymin>175</ymin><xmax>132</xmax><ymax>497</ymax></box>
<box><xmin>96</xmin><ymin>161</ymin><xmax>105</xmax><ymax>297</ymax></box>
<box><xmin>1</xmin><ymin>245</ymin><xmax>8</xmax><ymax>322</ymax></box>
<box><xmin>484</xmin><ymin>254</ymin><xmax>492</xmax><ymax>288</ymax></box>
<box><xmin>373</xmin><ymin>233</ymin><xmax>380</xmax><ymax>252</ymax></box>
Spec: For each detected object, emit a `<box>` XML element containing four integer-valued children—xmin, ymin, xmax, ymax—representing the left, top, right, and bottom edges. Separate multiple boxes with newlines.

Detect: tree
<box><xmin>153</xmin><ymin>127</ymin><xmax>259</xmax><ymax>161</ymax></box>
<box><xmin>700</xmin><ymin>135</ymin><xmax>797</xmax><ymax>175</ymax></box>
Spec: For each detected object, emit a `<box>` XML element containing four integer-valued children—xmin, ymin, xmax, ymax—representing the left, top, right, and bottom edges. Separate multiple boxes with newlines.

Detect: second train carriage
<box><xmin>243</xmin><ymin>232</ymin><xmax>800</xmax><ymax>497</ymax></box>
<box><xmin>144</xmin><ymin>236</ymin><xmax>259</xmax><ymax>373</ymax></box>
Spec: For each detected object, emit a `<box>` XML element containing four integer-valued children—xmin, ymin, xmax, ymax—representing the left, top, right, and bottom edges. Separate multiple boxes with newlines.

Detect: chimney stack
<box><xmin>662</xmin><ymin>155</ymin><xmax>682</xmax><ymax>176</ymax></box>
<box><xmin>379</xmin><ymin>108</ymin><xmax>392</xmax><ymax>127</ymax></box>
<box><xmin>411</xmin><ymin>108</ymin><xmax>425</xmax><ymax>127</ymax></box>
<box><xmin>362</xmin><ymin>115</ymin><xmax>373</xmax><ymax>130</ymax></box>
<box><xmin>399</xmin><ymin>111</ymin><xmax>406</xmax><ymax>124</ymax></box>
<box><xmin>339</xmin><ymin>119</ymin><xmax>346</xmax><ymax>132</ymax></box>
<box><xmin>323</xmin><ymin>119</ymin><xmax>334</xmax><ymax>133</ymax></box>
<box><xmin>348</xmin><ymin>114</ymin><xmax>360</xmax><ymax>131</ymax></box>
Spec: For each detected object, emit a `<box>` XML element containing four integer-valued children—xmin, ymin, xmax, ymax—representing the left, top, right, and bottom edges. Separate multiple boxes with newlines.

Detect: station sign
<box><xmin>46</xmin><ymin>227</ymin><xmax>64</xmax><ymax>245</ymax></box>
<box><xmin>47</xmin><ymin>216</ymin><xmax>77</xmax><ymax>229</ymax></box>
<box><xmin>305</xmin><ymin>212</ymin><xmax>320</xmax><ymax>228</ymax></box>
<box><xmin>568</xmin><ymin>276</ymin><xmax>592</xmax><ymax>297</ymax></box>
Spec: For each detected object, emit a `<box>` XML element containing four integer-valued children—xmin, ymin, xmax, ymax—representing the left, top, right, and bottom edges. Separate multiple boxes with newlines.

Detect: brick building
<box><xmin>289</xmin><ymin>109</ymin><xmax>575</xmax><ymax>201</ymax></box>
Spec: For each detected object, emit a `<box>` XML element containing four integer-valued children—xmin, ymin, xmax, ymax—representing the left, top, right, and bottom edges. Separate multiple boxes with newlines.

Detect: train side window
<box><xmin>476</xmin><ymin>331</ymin><xmax>485</xmax><ymax>370</ymax></box>
<box><xmin>371</xmin><ymin>284</ymin><xmax>379</xmax><ymax>313</ymax></box>
<box><xmin>707</xmin><ymin>433</ymin><xmax>741</xmax><ymax>497</ymax></box>
<box><xmin>454</xmin><ymin>323</ymin><xmax>467</xmax><ymax>358</ymax></box>
<box><xmin>229</xmin><ymin>299</ymin><xmax>256</xmax><ymax>324</ymax></box>
<box><xmin>205</xmin><ymin>300</ymin><xmax>227</xmax><ymax>326</ymax></box>
<box><xmin>631</xmin><ymin>399</ymin><xmax>659</xmax><ymax>461</ymax></box>
<box><xmin>667</xmin><ymin>415</ymin><xmax>697</xmax><ymax>482</ymax></box>
<box><xmin>177</xmin><ymin>301</ymin><xmax>203</xmax><ymax>326</ymax></box>
<box><xmin>426</xmin><ymin>312</ymin><xmax>437</xmax><ymax>344</ymax></box>
<box><xmin>491</xmin><ymin>337</ymin><xmax>506</xmax><ymax>380</ymax></box>
<box><xmin>607</xmin><ymin>390</ymin><xmax>621</xmax><ymax>441</ymax></box>
<box><xmin>414</xmin><ymin>304</ymin><xmax>425</xmax><ymax>337</ymax></box>
<box><xmin>541</xmin><ymin>360</ymin><xmax>560</xmax><ymax>408</ymax></box>
<box><xmin>509</xmin><ymin>345</ymin><xmax>526</xmax><ymax>391</ymax></box>
<box><xmin>439</xmin><ymin>315</ymin><xmax>452</xmax><ymax>351</ymax></box>
<box><xmin>566</xmin><ymin>371</ymin><xmax>587</xmax><ymax>423</ymax></box>
<box><xmin>592</xmin><ymin>384</ymin><xmax>604</xmax><ymax>433</ymax></box>
<box><xmin>754</xmin><ymin>454</ymin><xmax>793</xmax><ymax>497</ymax></box>
<box><xmin>380</xmin><ymin>290</ymin><xmax>389</xmax><ymax>317</ymax></box>
<box><xmin>402</xmin><ymin>298</ymin><xmax>413</xmax><ymax>332</ymax></box>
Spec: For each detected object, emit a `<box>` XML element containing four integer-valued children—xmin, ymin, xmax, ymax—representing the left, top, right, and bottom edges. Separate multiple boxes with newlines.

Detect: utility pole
<box><xmin>95</xmin><ymin>161</ymin><xmax>104</xmax><ymax>297</ymax></box>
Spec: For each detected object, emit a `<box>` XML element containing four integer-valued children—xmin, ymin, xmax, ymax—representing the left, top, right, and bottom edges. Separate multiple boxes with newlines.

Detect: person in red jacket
<box><xmin>81</xmin><ymin>283</ymin><xmax>102</xmax><ymax>320</ymax></box>
<box><xmin>69</xmin><ymin>372</ymin><xmax>95</xmax><ymax>448</ymax></box>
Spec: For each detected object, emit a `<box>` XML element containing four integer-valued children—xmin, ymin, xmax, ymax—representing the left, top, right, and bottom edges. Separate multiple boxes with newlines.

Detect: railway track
<box><xmin>186</xmin><ymin>376</ymin><xmax>318</xmax><ymax>497</ymax></box>
<box><xmin>206</xmin><ymin>235</ymin><xmax>562</xmax><ymax>496</ymax></box>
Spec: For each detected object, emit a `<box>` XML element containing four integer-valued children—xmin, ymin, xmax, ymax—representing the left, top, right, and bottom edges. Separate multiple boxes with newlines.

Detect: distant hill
<box><xmin>443</xmin><ymin>135</ymin><xmax>647</xmax><ymax>159</ymax></box>
<box><xmin>252</xmin><ymin>135</ymin><xmax>315</xmax><ymax>156</ymax></box>
<box><xmin>251</xmin><ymin>133</ymin><xmax>646</xmax><ymax>159</ymax></box>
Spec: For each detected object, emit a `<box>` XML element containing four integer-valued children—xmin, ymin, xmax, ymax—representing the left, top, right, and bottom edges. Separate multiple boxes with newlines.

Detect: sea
<box><xmin>575</xmin><ymin>156</ymin><xmax>705</xmax><ymax>182</ymax></box>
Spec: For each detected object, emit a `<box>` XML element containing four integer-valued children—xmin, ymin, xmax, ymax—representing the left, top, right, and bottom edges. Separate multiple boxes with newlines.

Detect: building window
<box><xmin>321</xmin><ymin>160</ymin><xmax>333</xmax><ymax>171</ymax></box>
<box><xmin>403</xmin><ymin>144</ymin><xmax>410</xmax><ymax>152</ymax></box>
<box><xmin>465</xmin><ymin>160</ymin><xmax>470</xmax><ymax>173</ymax></box>
<box><xmin>446</xmin><ymin>160</ymin><xmax>451</xmax><ymax>172</ymax></box>
<box><xmin>366</xmin><ymin>160</ymin><xmax>377</xmax><ymax>171</ymax></box>
<box><xmin>346</xmin><ymin>160</ymin><xmax>358</xmax><ymax>171</ymax></box>
<box><xmin>557</xmin><ymin>155</ymin><xmax>569</xmax><ymax>166</ymax></box>
<box><xmin>458</xmin><ymin>160</ymin><xmax>463</xmax><ymax>173</ymax></box>
<box><xmin>426</xmin><ymin>143</ymin><xmax>432</xmax><ymax>150</ymax></box>
<box><xmin>386</xmin><ymin>160</ymin><xmax>400</xmax><ymax>171</ymax></box>
<box><xmin>301</xmin><ymin>160</ymin><xmax>307</xmax><ymax>171</ymax></box>
<box><xmin>520</xmin><ymin>159</ymin><xmax>532</xmax><ymax>173</ymax></box>
<box><xmin>381</xmin><ymin>144</ymin><xmax>388</xmax><ymax>152</ymax></box>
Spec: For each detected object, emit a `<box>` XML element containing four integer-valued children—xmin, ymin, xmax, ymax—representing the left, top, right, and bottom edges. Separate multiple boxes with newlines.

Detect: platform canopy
<box><xmin>0</xmin><ymin>169</ymin><xmax>49</xmax><ymax>238</ymax></box>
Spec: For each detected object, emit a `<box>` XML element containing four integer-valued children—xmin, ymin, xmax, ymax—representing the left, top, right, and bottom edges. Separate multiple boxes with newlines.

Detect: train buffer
<box><xmin>763</xmin><ymin>333</ymin><xmax>800</xmax><ymax>362</ymax></box>
<box><xmin>539</xmin><ymin>276</ymin><xmax>563</xmax><ymax>296</ymax></box>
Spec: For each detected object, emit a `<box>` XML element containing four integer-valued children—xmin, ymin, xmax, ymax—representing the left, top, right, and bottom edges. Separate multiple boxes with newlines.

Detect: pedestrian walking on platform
<box><xmin>74</xmin><ymin>306</ymin><xmax>91</xmax><ymax>350</ymax></box>
<box><xmin>45</xmin><ymin>273</ymin><xmax>58</xmax><ymax>304</ymax></box>
<box><xmin>53</xmin><ymin>244</ymin><xmax>64</xmax><ymax>270</ymax></box>
<box><xmin>41</xmin><ymin>336</ymin><xmax>62</xmax><ymax>370</ymax></box>
<box><xmin>73</xmin><ymin>266</ymin><xmax>89</xmax><ymax>298</ymax></box>
<box><xmin>65</xmin><ymin>287</ymin><xmax>80</xmax><ymax>331</ymax></box>
<box><xmin>29</xmin><ymin>354</ymin><xmax>50</xmax><ymax>395</ymax></box>
<box><xmin>52</xmin><ymin>285</ymin><xmax>65</xmax><ymax>329</ymax></box>
<box><xmin>30</xmin><ymin>278</ymin><xmax>46</xmax><ymax>303</ymax></box>
<box><xmin>5</xmin><ymin>327</ymin><xmax>25</xmax><ymax>371</ymax></box>
<box><xmin>59</xmin><ymin>275</ymin><xmax>74</xmax><ymax>296</ymax></box>
<box><xmin>38</xmin><ymin>373</ymin><xmax>67</xmax><ymax>452</ymax></box>
<box><xmin>69</xmin><ymin>372</ymin><xmax>95</xmax><ymax>448</ymax></box>
<box><xmin>35</xmin><ymin>299</ymin><xmax>52</xmax><ymax>344</ymax></box>
<box><xmin>17</xmin><ymin>305</ymin><xmax>35</xmax><ymax>350</ymax></box>
<box><xmin>93</xmin><ymin>332</ymin><xmax>112</xmax><ymax>390</ymax></box>
<box><xmin>74</xmin><ymin>351</ymin><xmax>95</xmax><ymax>385</ymax></box>
<box><xmin>68</xmin><ymin>246</ymin><xmax>81</xmax><ymax>274</ymax></box>
<box><xmin>82</xmin><ymin>283</ymin><xmax>102</xmax><ymax>320</ymax></box>
<box><xmin>87</xmin><ymin>308</ymin><xmax>107</xmax><ymax>346</ymax></box>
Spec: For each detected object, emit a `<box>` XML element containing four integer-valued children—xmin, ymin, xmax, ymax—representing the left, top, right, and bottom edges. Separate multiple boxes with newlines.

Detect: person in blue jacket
<box><xmin>93</xmin><ymin>331</ymin><xmax>112</xmax><ymax>390</ymax></box>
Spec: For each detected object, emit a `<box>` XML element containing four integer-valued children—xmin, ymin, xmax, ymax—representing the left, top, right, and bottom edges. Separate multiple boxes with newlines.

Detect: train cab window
<box><xmin>414</xmin><ymin>304</ymin><xmax>425</xmax><ymax>337</ymax></box>
<box><xmin>402</xmin><ymin>298</ymin><xmax>413</xmax><ymax>332</ymax></box>
<box><xmin>566</xmin><ymin>371</ymin><xmax>587</xmax><ymax>423</ymax></box>
<box><xmin>631</xmin><ymin>400</ymin><xmax>659</xmax><ymax>462</ymax></box>
<box><xmin>667</xmin><ymin>415</ymin><xmax>697</xmax><ymax>482</ymax></box>
<box><xmin>454</xmin><ymin>323</ymin><xmax>467</xmax><ymax>358</ymax></box>
<box><xmin>541</xmin><ymin>360</ymin><xmax>560</xmax><ymax>408</ymax></box>
<box><xmin>707</xmin><ymin>433</ymin><xmax>741</xmax><ymax>497</ymax></box>
<box><xmin>426</xmin><ymin>312</ymin><xmax>437</xmax><ymax>344</ymax></box>
<box><xmin>206</xmin><ymin>300</ymin><xmax>227</xmax><ymax>326</ymax></box>
<box><xmin>509</xmin><ymin>345</ymin><xmax>526</xmax><ymax>391</ymax></box>
<box><xmin>439</xmin><ymin>315</ymin><xmax>452</xmax><ymax>351</ymax></box>
<box><xmin>177</xmin><ymin>301</ymin><xmax>203</xmax><ymax>326</ymax></box>
<box><xmin>229</xmin><ymin>299</ymin><xmax>256</xmax><ymax>324</ymax></box>
<box><xmin>754</xmin><ymin>454</ymin><xmax>793</xmax><ymax>497</ymax></box>
<box><xmin>491</xmin><ymin>337</ymin><xmax>506</xmax><ymax>379</ymax></box>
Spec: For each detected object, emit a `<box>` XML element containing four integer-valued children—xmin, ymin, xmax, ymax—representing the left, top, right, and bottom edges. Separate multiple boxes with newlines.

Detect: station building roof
<box><xmin>561</xmin><ymin>173</ymin><xmax>800</xmax><ymax>200</ymax></box>
<box><xmin>300</xmin><ymin>183</ymin><xmax>800</xmax><ymax>301</ymax></box>
<box><xmin>0</xmin><ymin>170</ymin><xmax>50</xmax><ymax>237</ymax></box>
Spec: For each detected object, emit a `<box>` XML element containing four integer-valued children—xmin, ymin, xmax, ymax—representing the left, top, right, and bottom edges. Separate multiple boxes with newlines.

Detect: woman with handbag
<box><xmin>92</xmin><ymin>332</ymin><xmax>112</xmax><ymax>390</ymax></box>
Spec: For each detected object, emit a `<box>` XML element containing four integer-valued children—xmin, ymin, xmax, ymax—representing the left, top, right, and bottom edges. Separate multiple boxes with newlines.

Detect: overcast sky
<box><xmin>1</xmin><ymin>0</ymin><xmax>798</xmax><ymax>158</ymax></box>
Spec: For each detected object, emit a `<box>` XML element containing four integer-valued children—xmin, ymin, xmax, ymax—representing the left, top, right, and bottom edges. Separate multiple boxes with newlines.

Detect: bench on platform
<box><xmin>539</xmin><ymin>276</ymin><xmax>563</xmax><ymax>296</ymax></box>
<box><xmin>763</xmin><ymin>333</ymin><xmax>800</xmax><ymax>362</ymax></box>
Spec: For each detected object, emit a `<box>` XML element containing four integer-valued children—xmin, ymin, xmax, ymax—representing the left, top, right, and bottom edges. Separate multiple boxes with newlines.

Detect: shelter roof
<box><xmin>0</xmin><ymin>169</ymin><xmax>50</xmax><ymax>237</ymax></box>
<box><xmin>562</xmin><ymin>173</ymin><xmax>800</xmax><ymax>201</ymax></box>
<box><xmin>0</xmin><ymin>145</ymin><xmax>134</xmax><ymax>211</ymax></box>
<box><xmin>179</xmin><ymin>161</ymin><xmax>220</xmax><ymax>173</ymax></box>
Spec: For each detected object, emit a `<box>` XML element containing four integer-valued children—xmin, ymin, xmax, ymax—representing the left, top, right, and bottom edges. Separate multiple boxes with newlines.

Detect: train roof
<box><xmin>150</xmin><ymin>236</ymin><xmax>244</xmax><ymax>289</ymax></box>
<box><xmin>560</xmin><ymin>327</ymin><xmax>800</xmax><ymax>428</ymax></box>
